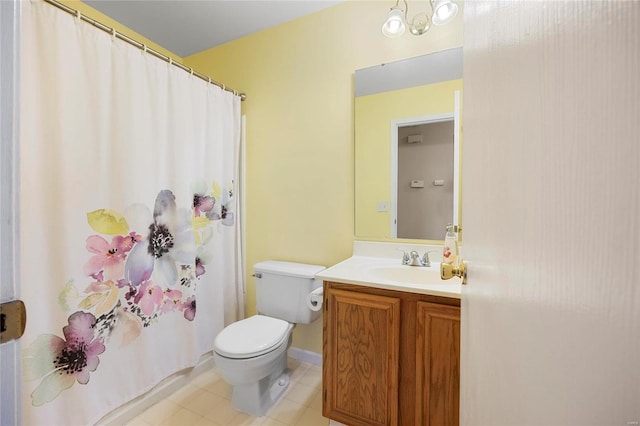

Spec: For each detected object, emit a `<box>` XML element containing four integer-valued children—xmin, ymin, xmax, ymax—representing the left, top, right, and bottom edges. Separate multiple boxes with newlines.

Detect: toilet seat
<box><xmin>214</xmin><ymin>315</ymin><xmax>292</xmax><ymax>359</ymax></box>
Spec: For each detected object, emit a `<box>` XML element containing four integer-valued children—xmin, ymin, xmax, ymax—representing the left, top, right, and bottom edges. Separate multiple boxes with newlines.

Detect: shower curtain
<box><xmin>19</xmin><ymin>1</ymin><xmax>243</xmax><ymax>424</ymax></box>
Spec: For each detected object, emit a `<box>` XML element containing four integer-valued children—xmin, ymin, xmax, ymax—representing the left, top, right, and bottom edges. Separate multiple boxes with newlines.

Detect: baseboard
<box><xmin>288</xmin><ymin>346</ymin><xmax>322</xmax><ymax>366</ymax></box>
<box><xmin>96</xmin><ymin>352</ymin><xmax>215</xmax><ymax>426</ymax></box>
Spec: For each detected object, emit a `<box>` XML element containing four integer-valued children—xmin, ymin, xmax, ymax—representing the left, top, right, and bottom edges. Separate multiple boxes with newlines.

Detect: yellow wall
<box><xmin>355</xmin><ymin>79</ymin><xmax>463</xmax><ymax>239</ymax></box>
<box><xmin>184</xmin><ymin>1</ymin><xmax>463</xmax><ymax>353</ymax></box>
<box><xmin>71</xmin><ymin>1</ymin><xmax>182</xmax><ymax>63</ymax></box>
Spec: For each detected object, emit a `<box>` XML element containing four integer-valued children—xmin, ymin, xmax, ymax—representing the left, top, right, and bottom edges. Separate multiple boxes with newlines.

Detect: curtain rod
<box><xmin>42</xmin><ymin>0</ymin><xmax>247</xmax><ymax>101</ymax></box>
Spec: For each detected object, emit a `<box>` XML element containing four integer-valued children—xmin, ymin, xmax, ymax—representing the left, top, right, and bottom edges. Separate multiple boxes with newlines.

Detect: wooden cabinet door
<box><xmin>416</xmin><ymin>302</ymin><xmax>460</xmax><ymax>426</ymax></box>
<box><xmin>323</xmin><ymin>286</ymin><xmax>401</xmax><ymax>426</ymax></box>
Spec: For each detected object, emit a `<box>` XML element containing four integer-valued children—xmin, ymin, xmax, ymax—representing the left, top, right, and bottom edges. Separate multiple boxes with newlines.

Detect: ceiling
<box><xmin>84</xmin><ymin>0</ymin><xmax>343</xmax><ymax>57</ymax></box>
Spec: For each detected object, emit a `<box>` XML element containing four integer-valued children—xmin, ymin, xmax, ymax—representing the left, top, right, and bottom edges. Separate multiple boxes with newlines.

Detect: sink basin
<box><xmin>315</xmin><ymin>253</ymin><xmax>461</xmax><ymax>298</ymax></box>
<box><xmin>363</xmin><ymin>264</ymin><xmax>442</xmax><ymax>285</ymax></box>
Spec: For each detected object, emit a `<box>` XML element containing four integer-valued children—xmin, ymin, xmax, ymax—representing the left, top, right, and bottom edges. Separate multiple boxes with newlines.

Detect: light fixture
<box><xmin>382</xmin><ymin>6</ymin><xmax>406</xmax><ymax>38</ymax></box>
<box><xmin>382</xmin><ymin>0</ymin><xmax>458</xmax><ymax>38</ymax></box>
<box><xmin>432</xmin><ymin>0</ymin><xmax>459</xmax><ymax>25</ymax></box>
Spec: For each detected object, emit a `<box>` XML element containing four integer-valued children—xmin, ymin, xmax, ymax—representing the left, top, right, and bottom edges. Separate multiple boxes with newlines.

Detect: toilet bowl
<box><xmin>214</xmin><ymin>315</ymin><xmax>294</xmax><ymax>416</ymax></box>
<box><xmin>213</xmin><ymin>261</ymin><xmax>325</xmax><ymax>417</ymax></box>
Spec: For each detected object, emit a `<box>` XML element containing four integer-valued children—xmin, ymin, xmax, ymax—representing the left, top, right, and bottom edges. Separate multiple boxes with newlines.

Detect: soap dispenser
<box><xmin>442</xmin><ymin>224</ymin><xmax>459</xmax><ymax>267</ymax></box>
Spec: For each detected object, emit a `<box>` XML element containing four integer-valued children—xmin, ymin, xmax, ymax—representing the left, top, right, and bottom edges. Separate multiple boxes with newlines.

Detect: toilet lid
<box><xmin>214</xmin><ymin>315</ymin><xmax>292</xmax><ymax>359</ymax></box>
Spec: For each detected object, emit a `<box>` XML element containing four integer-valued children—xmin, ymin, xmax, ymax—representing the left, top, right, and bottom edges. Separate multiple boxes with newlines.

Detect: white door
<box><xmin>462</xmin><ymin>1</ymin><xmax>640</xmax><ymax>425</ymax></box>
<box><xmin>0</xmin><ymin>1</ymin><xmax>21</xmax><ymax>425</ymax></box>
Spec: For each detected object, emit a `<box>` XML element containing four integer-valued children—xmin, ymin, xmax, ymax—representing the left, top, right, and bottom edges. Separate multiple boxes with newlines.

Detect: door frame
<box><xmin>0</xmin><ymin>0</ymin><xmax>22</xmax><ymax>424</ymax></box>
<box><xmin>390</xmin><ymin>90</ymin><xmax>460</xmax><ymax>238</ymax></box>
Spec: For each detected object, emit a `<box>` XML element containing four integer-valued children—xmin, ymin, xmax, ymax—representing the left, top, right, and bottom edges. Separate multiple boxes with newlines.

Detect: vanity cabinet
<box><xmin>322</xmin><ymin>281</ymin><xmax>460</xmax><ymax>426</ymax></box>
<box><xmin>415</xmin><ymin>301</ymin><xmax>460</xmax><ymax>425</ymax></box>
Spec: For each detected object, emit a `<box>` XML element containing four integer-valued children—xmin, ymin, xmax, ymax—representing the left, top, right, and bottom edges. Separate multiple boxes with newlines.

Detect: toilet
<box><xmin>213</xmin><ymin>260</ymin><xmax>326</xmax><ymax>416</ymax></box>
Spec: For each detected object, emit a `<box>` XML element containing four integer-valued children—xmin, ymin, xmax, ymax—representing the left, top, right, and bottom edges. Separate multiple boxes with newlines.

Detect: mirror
<box><xmin>354</xmin><ymin>47</ymin><xmax>463</xmax><ymax>242</ymax></box>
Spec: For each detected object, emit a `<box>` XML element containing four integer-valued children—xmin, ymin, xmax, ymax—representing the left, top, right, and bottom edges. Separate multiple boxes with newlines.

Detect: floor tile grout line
<box><xmin>139</xmin><ymin>360</ymin><xmax>330</xmax><ymax>426</ymax></box>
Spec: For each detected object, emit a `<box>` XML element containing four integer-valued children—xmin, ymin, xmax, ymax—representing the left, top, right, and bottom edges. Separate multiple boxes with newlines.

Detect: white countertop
<box><xmin>316</xmin><ymin>241</ymin><xmax>462</xmax><ymax>299</ymax></box>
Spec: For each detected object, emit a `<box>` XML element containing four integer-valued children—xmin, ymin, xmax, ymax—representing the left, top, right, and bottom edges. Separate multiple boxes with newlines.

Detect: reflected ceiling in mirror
<box><xmin>355</xmin><ymin>47</ymin><xmax>462</xmax><ymax>97</ymax></box>
<box><xmin>354</xmin><ymin>47</ymin><xmax>463</xmax><ymax>243</ymax></box>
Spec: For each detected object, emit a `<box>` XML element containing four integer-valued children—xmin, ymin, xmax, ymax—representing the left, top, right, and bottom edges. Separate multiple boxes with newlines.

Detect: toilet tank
<box><xmin>254</xmin><ymin>261</ymin><xmax>326</xmax><ymax>324</ymax></box>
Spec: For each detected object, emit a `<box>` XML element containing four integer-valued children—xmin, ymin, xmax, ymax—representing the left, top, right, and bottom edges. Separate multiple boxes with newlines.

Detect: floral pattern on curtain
<box><xmin>19</xmin><ymin>1</ymin><xmax>243</xmax><ymax>424</ymax></box>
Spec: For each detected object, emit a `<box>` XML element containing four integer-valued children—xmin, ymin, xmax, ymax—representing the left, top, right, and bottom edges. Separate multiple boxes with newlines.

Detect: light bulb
<box><xmin>432</xmin><ymin>0</ymin><xmax>458</xmax><ymax>25</ymax></box>
<box><xmin>382</xmin><ymin>8</ymin><xmax>406</xmax><ymax>38</ymax></box>
<box><xmin>389</xmin><ymin>20</ymin><xmax>402</xmax><ymax>32</ymax></box>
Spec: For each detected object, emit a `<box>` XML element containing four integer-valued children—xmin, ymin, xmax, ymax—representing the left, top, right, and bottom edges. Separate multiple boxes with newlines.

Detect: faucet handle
<box><xmin>397</xmin><ymin>249</ymin><xmax>410</xmax><ymax>265</ymax></box>
<box><xmin>421</xmin><ymin>250</ymin><xmax>440</xmax><ymax>267</ymax></box>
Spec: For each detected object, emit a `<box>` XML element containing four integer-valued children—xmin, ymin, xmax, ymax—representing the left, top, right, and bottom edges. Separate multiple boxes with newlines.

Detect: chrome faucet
<box><xmin>409</xmin><ymin>250</ymin><xmax>423</xmax><ymax>266</ymax></box>
<box><xmin>400</xmin><ymin>250</ymin><xmax>436</xmax><ymax>267</ymax></box>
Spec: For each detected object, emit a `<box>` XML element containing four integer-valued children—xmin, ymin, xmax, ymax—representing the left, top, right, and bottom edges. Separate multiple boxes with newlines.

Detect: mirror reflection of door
<box><xmin>396</xmin><ymin>120</ymin><xmax>454</xmax><ymax>240</ymax></box>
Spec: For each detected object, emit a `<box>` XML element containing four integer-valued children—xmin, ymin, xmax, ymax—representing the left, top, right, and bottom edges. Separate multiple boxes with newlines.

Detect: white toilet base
<box><xmin>230</xmin><ymin>351</ymin><xmax>290</xmax><ymax>416</ymax></box>
<box><xmin>214</xmin><ymin>330</ymin><xmax>293</xmax><ymax>417</ymax></box>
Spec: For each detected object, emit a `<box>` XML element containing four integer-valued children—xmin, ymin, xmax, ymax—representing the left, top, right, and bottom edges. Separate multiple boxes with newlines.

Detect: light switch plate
<box><xmin>376</xmin><ymin>201</ymin><xmax>389</xmax><ymax>212</ymax></box>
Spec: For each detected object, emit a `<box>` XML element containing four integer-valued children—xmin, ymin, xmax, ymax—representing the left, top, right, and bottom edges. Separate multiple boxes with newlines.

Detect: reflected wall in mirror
<box><xmin>354</xmin><ymin>47</ymin><xmax>462</xmax><ymax>242</ymax></box>
<box><xmin>395</xmin><ymin>115</ymin><xmax>458</xmax><ymax>240</ymax></box>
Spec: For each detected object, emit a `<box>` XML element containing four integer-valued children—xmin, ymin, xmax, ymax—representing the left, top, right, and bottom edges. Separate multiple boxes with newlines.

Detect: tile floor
<box><xmin>125</xmin><ymin>358</ymin><xmax>329</xmax><ymax>426</ymax></box>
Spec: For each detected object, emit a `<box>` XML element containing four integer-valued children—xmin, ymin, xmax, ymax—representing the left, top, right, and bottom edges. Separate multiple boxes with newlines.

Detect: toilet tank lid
<box><xmin>254</xmin><ymin>261</ymin><xmax>326</xmax><ymax>278</ymax></box>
